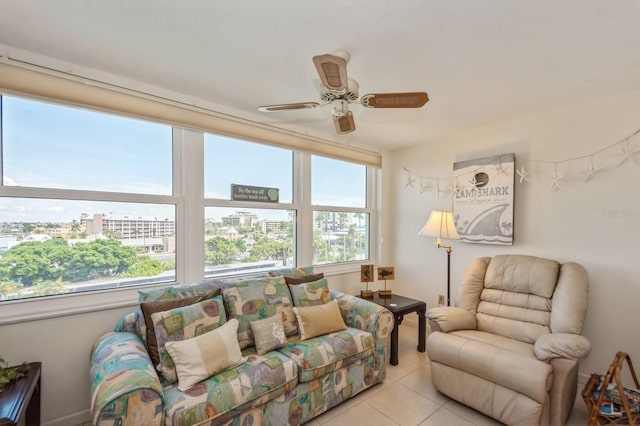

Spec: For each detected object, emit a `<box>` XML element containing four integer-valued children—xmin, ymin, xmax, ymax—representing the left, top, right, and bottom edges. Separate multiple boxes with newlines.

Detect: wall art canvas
<box><xmin>453</xmin><ymin>153</ymin><xmax>515</xmax><ymax>245</ymax></box>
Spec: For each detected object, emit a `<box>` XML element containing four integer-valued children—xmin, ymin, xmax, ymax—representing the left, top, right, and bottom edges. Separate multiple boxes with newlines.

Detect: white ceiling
<box><xmin>1</xmin><ymin>1</ymin><xmax>639</xmax><ymax>152</ymax></box>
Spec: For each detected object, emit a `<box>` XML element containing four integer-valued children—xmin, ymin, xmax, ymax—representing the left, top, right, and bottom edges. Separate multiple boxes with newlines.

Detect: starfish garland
<box><xmin>617</xmin><ymin>139</ymin><xmax>639</xmax><ymax>168</ymax></box>
<box><xmin>450</xmin><ymin>179</ymin><xmax>464</xmax><ymax>197</ymax></box>
<box><xmin>419</xmin><ymin>177</ymin><xmax>431</xmax><ymax>194</ymax></box>
<box><xmin>549</xmin><ymin>164</ymin><xmax>563</xmax><ymax>191</ymax></box>
<box><xmin>495</xmin><ymin>161</ymin><xmax>510</xmax><ymax>176</ymax></box>
<box><xmin>405</xmin><ymin>174</ymin><xmax>415</xmax><ymax>188</ymax></box>
<box><xmin>584</xmin><ymin>157</ymin><xmax>601</xmax><ymax>183</ymax></box>
<box><xmin>468</xmin><ymin>175</ymin><xmax>479</xmax><ymax>188</ymax></box>
<box><xmin>516</xmin><ymin>165</ymin><xmax>529</xmax><ymax>183</ymax></box>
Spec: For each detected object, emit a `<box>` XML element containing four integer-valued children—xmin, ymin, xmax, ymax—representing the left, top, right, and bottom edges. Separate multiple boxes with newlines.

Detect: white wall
<box><xmin>383</xmin><ymin>89</ymin><xmax>640</xmax><ymax>383</ymax></box>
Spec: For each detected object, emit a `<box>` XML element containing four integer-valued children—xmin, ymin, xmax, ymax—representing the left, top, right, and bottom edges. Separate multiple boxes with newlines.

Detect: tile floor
<box><xmin>307</xmin><ymin>322</ymin><xmax>590</xmax><ymax>426</ymax></box>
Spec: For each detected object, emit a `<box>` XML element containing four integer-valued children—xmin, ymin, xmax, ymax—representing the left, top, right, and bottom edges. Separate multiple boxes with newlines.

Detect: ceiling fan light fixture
<box><xmin>333</xmin><ymin>111</ymin><xmax>355</xmax><ymax>134</ymax></box>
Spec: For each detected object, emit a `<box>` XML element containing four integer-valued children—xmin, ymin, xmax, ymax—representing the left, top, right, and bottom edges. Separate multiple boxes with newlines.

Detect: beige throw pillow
<box><xmin>164</xmin><ymin>318</ymin><xmax>245</xmax><ymax>391</ymax></box>
<box><xmin>293</xmin><ymin>300</ymin><xmax>347</xmax><ymax>340</ymax></box>
<box><xmin>250</xmin><ymin>314</ymin><xmax>288</xmax><ymax>354</ymax></box>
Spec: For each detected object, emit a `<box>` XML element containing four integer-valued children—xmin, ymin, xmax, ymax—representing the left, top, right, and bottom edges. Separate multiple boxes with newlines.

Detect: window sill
<box><xmin>0</xmin><ymin>285</ymin><xmax>159</xmax><ymax>326</ymax></box>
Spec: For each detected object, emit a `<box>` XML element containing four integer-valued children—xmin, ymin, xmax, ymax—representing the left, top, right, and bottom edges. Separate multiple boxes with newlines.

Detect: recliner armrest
<box><xmin>427</xmin><ymin>306</ymin><xmax>477</xmax><ymax>332</ymax></box>
<box><xmin>534</xmin><ymin>333</ymin><xmax>591</xmax><ymax>361</ymax></box>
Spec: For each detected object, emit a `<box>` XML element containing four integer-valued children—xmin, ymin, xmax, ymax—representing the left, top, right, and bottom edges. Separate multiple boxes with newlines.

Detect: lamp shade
<box><xmin>418</xmin><ymin>210</ymin><xmax>460</xmax><ymax>240</ymax></box>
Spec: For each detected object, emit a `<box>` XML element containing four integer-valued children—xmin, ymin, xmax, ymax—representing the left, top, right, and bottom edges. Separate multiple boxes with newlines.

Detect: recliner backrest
<box><xmin>457</xmin><ymin>254</ymin><xmax>588</xmax><ymax>344</ymax></box>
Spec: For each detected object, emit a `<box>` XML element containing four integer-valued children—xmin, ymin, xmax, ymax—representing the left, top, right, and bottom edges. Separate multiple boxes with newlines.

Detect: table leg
<box><xmin>417</xmin><ymin>308</ymin><xmax>426</xmax><ymax>352</ymax></box>
<box><xmin>390</xmin><ymin>314</ymin><xmax>403</xmax><ymax>366</ymax></box>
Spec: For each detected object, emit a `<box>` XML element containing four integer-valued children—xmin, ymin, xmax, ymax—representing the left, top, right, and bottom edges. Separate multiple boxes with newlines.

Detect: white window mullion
<box><xmin>175</xmin><ymin>128</ymin><xmax>204</xmax><ymax>284</ymax></box>
<box><xmin>295</xmin><ymin>152</ymin><xmax>313</xmax><ymax>266</ymax></box>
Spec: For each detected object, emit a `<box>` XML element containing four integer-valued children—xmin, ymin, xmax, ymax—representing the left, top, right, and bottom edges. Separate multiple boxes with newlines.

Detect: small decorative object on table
<box><xmin>0</xmin><ymin>356</ymin><xmax>29</xmax><ymax>393</ymax></box>
<box><xmin>377</xmin><ymin>266</ymin><xmax>395</xmax><ymax>297</ymax></box>
<box><xmin>360</xmin><ymin>264</ymin><xmax>374</xmax><ymax>298</ymax></box>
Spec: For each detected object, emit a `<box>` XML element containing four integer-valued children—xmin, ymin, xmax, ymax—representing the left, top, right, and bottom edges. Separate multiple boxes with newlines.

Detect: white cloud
<box><xmin>46</xmin><ymin>206</ymin><xmax>65</xmax><ymax>212</ymax></box>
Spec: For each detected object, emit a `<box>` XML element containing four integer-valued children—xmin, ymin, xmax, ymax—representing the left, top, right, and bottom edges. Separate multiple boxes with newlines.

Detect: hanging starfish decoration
<box><xmin>584</xmin><ymin>157</ymin><xmax>601</xmax><ymax>183</ymax></box>
<box><xmin>617</xmin><ymin>139</ymin><xmax>639</xmax><ymax>167</ymax></box>
<box><xmin>419</xmin><ymin>177</ymin><xmax>431</xmax><ymax>193</ymax></box>
<box><xmin>549</xmin><ymin>164</ymin><xmax>563</xmax><ymax>191</ymax></box>
<box><xmin>516</xmin><ymin>165</ymin><xmax>529</xmax><ymax>183</ymax></box>
<box><xmin>468</xmin><ymin>175</ymin><xmax>479</xmax><ymax>188</ymax></box>
<box><xmin>405</xmin><ymin>174</ymin><xmax>416</xmax><ymax>188</ymax></box>
<box><xmin>494</xmin><ymin>161</ymin><xmax>510</xmax><ymax>176</ymax></box>
<box><xmin>449</xmin><ymin>179</ymin><xmax>464</xmax><ymax>197</ymax></box>
<box><xmin>436</xmin><ymin>180</ymin><xmax>446</xmax><ymax>199</ymax></box>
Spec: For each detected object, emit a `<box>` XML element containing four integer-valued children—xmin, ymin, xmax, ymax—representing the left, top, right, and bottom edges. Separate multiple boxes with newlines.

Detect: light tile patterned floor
<box><xmin>308</xmin><ymin>322</ymin><xmax>590</xmax><ymax>426</ymax></box>
<box><xmin>83</xmin><ymin>322</ymin><xmax>590</xmax><ymax>425</ymax></box>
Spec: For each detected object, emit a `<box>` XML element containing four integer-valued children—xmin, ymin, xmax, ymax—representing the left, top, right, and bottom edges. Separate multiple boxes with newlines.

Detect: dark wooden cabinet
<box><xmin>0</xmin><ymin>362</ymin><xmax>41</xmax><ymax>426</ymax></box>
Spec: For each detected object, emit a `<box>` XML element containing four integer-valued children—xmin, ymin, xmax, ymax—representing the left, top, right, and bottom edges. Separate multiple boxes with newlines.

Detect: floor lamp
<box><xmin>418</xmin><ymin>210</ymin><xmax>460</xmax><ymax>306</ymax></box>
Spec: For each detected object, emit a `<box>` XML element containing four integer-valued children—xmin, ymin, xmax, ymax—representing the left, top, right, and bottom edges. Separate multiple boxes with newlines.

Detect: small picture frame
<box><xmin>377</xmin><ymin>266</ymin><xmax>395</xmax><ymax>281</ymax></box>
<box><xmin>360</xmin><ymin>264</ymin><xmax>374</xmax><ymax>282</ymax></box>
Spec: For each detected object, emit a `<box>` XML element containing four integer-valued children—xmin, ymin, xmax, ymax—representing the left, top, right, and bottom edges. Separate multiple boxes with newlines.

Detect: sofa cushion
<box><xmin>278</xmin><ymin>327</ymin><xmax>375</xmax><ymax>383</ymax></box>
<box><xmin>288</xmin><ymin>277</ymin><xmax>331</xmax><ymax>307</ymax></box>
<box><xmin>138</xmin><ymin>279</ymin><xmax>222</xmax><ymax>302</ymax></box>
<box><xmin>165</xmin><ymin>318</ymin><xmax>246</xmax><ymax>391</ymax></box>
<box><xmin>162</xmin><ymin>350</ymin><xmax>298</xmax><ymax>426</ymax></box>
<box><xmin>223</xmin><ymin>276</ymin><xmax>297</xmax><ymax>348</ymax></box>
<box><xmin>250</xmin><ymin>314</ymin><xmax>288</xmax><ymax>355</ymax></box>
<box><xmin>284</xmin><ymin>272</ymin><xmax>324</xmax><ymax>285</ymax></box>
<box><xmin>293</xmin><ymin>300</ymin><xmax>347</xmax><ymax>340</ymax></box>
<box><xmin>141</xmin><ymin>288</ymin><xmax>221</xmax><ymax>369</ymax></box>
<box><xmin>269</xmin><ymin>266</ymin><xmax>314</xmax><ymax>278</ymax></box>
<box><xmin>151</xmin><ymin>296</ymin><xmax>227</xmax><ymax>384</ymax></box>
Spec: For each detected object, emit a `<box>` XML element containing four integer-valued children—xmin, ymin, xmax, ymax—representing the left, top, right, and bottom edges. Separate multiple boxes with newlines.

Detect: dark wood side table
<box><xmin>0</xmin><ymin>362</ymin><xmax>41</xmax><ymax>426</ymax></box>
<box><xmin>365</xmin><ymin>292</ymin><xmax>426</xmax><ymax>366</ymax></box>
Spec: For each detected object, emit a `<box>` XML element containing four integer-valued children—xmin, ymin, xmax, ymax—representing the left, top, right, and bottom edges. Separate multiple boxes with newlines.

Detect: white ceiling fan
<box><xmin>258</xmin><ymin>51</ymin><xmax>429</xmax><ymax>134</ymax></box>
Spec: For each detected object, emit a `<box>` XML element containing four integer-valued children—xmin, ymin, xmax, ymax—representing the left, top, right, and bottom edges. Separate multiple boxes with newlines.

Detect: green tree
<box><xmin>205</xmin><ymin>236</ymin><xmax>239</xmax><ymax>265</ymax></box>
<box><xmin>0</xmin><ymin>238</ymin><xmax>70</xmax><ymax>285</ymax></box>
<box><xmin>123</xmin><ymin>256</ymin><xmax>166</xmax><ymax>277</ymax></box>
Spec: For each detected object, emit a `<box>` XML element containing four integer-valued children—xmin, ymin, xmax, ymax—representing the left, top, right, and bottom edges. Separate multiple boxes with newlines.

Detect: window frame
<box><xmin>0</xmin><ymin>93</ymin><xmax>379</xmax><ymax>325</ymax></box>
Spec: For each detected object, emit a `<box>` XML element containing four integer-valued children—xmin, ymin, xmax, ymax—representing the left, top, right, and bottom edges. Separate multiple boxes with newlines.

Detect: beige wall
<box><xmin>382</xmin><ymin>89</ymin><xmax>640</xmax><ymax>385</ymax></box>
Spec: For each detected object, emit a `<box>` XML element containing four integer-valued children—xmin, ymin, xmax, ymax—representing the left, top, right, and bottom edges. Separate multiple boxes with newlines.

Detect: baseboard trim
<box><xmin>43</xmin><ymin>409</ymin><xmax>91</xmax><ymax>426</ymax></box>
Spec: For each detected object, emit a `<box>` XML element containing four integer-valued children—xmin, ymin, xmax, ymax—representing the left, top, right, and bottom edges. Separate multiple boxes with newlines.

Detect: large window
<box><xmin>0</xmin><ymin>96</ymin><xmax>175</xmax><ymax>301</ymax></box>
<box><xmin>0</xmin><ymin>94</ymin><xmax>375</xmax><ymax>304</ymax></box>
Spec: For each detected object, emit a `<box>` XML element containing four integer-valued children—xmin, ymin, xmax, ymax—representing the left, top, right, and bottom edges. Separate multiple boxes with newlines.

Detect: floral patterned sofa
<box><xmin>90</xmin><ymin>267</ymin><xmax>394</xmax><ymax>426</ymax></box>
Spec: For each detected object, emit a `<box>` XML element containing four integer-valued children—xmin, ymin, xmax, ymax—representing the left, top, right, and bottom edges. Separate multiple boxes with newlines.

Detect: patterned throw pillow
<box><xmin>293</xmin><ymin>300</ymin><xmax>347</xmax><ymax>340</ymax></box>
<box><xmin>165</xmin><ymin>318</ymin><xmax>245</xmax><ymax>391</ymax></box>
<box><xmin>151</xmin><ymin>296</ymin><xmax>226</xmax><ymax>384</ymax></box>
<box><xmin>222</xmin><ymin>276</ymin><xmax>296</xmax><ymax>348</ymax></box>
<box><xmin>250</xmin><ymin>314</ymin><xmax>288</xmax><ymax>355</ymax></box>
<box><xmin>288</xmin><ymin>278</ymin><xmax>331</xmax><ymax>307</ymax></box>
<box><xmin>140</xmin><ymin>289</ymin><xmax>220</xmax><ymax>368</ymax></box>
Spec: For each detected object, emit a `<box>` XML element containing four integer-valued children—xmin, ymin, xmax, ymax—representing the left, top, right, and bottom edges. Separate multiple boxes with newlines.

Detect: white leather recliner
<box><xmin>426</xmin><ymin>255</ymin><xmax>590</xmax><ymax>426</ymax></box>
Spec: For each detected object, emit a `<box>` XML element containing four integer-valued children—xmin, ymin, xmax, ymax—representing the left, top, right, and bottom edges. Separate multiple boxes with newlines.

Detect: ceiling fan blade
<box><xmin>257</xmin><ymin>102</ymin><xmax>319</xmax><ymax>112</ymax></box>
<box><xmin>360</xmin><ymin>92</ymin><xmax>429</xmax><ymax>108</ymax></box>
<box><xmin>333</xmin><ymin>111</ymin><xmax>356</xmax><ymax>134</ymax></box>
<box><xmin>313</xmin><ymin>54</ymin><xmax>348</xmax><ymax>92</ymax></box>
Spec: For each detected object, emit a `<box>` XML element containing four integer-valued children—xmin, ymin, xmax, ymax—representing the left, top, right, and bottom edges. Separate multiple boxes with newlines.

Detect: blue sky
<box><xmin>1</xmin><ymin>95</ymin><xmax>366</xmax><ymax>223</ymax></box>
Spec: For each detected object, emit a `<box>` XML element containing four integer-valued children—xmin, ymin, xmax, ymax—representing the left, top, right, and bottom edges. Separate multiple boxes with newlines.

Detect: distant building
<box><xmin>222</xmin><ymin>210</ymin><xmax>258</xmax><ymax>230</ymax></box>
<box><xmin>81</xmin><ymin>213</ymin><xmax>175</xmax><ymax>239</ymax></box>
